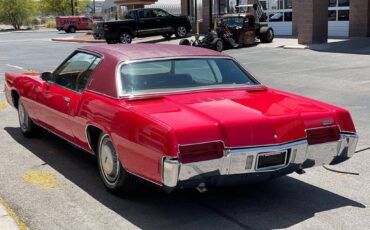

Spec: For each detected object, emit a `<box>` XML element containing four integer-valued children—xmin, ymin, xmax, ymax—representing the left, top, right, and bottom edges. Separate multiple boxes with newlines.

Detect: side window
<box><xmin>53</xmin><ymin>52</ymin><xmax>101</xmax><ymax>92</ymax></box>
<box><xmin>143</xmin><ymin>9</ymin><xmax>154</xmax><ymax>18</ymax></box>
<box><xmin>152</xmin><ymin>9</ymin><xmax>168</xmax><ymax>17</ymax></box>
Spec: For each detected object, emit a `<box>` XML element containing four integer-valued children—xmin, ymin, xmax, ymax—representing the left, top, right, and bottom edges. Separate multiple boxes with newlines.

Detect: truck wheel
<box><xmin>69</xmin><ymin>26</ymin><xmax>76</xmax><ymax>33</ymax></box>
<box><xmin>162</xmin><ymin>33</ymin><xmax>173</xmax><ymax>39</ymax></box>
<box><xmin>18</xmin><ymin>98</ymin><xmax>42</xmax><ymax>138</ymax></box>
<box><xmin>212</xmin><ymin>38</ymin><xmax>224</xmax><ymax>52</ymax></box>
<box><xmin>259</xmin><ymin>28</ymin><xmax>274</xmax><ymax>43</ymax></box>
<box><xmin>175</xmin><ymin>25</ymin><xmax>188</xmax><ymax>38</ymax></box>
<box><xmin>179</xmin><ymin>39</ymin><xmax>191</xmax><ymax>46</ymax></box>
<box><xmin>118</xmin><ymin>31</ymin><xmax>132</xmax><ymax>44</ymax></box>
<box><xmin>97</xmin><ymin>132</ymin><xmax>136</xmax><ymax>195</ymax></box>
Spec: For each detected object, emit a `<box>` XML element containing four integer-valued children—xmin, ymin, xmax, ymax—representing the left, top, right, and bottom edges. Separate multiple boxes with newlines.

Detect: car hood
<box><xmin>125</xmin><ymin>88</ymin><xmax>346</xmax><ymax>147</ymax></box>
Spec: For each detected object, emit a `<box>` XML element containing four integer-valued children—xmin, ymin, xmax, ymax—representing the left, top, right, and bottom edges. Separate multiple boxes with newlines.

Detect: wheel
<box><xmin>69</xmin><ymin>26</ymin><xmax>76</xmax><ymax>33</ymax></box>
<box><xmin>175</xmin><ymin>25</ymin><xmax>188</xmax><ymax>38</ymax></box>
<box><xmin>179</xmin><ymin>39</ymin><xmax>191</xmax><ymax>46</ymax></box>
<box><xmin>162</xmin><ymin>33</ymin><xmax>173</xmax><ymax>39</ymax></box>
<box><xmin>18</xmin><ymin>98</ymin><xmax>42</xmax><ymax>138</ymax></box>
<box><xmin>259</xmin><ymin>28</ymin><xmax>274</xmax><ymax>43</ymax></box>
<box><xmin>212</xmin><ymin>38</ymin><xmax>224</xmax><ymax>52</ymax></box>
<box><xmin>118</xmin><ymin>31</ymin><xmax>132</xmax><ymax>44</ymax></box>
<box><xmin>97</xmin><ymin>132</ymin><xmax>136</xmax><ymax>195</ymax></box>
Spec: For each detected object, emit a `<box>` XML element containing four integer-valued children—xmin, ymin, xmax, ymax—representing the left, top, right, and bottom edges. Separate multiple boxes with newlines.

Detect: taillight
<box><xmin>179</xmin><ymin>142</ymin><xmax>224</xmax><ymax>163</ymax></box>
<box><xmin>306</xmin><ymin>126</ymin><xmax>340</xmax><ymax>145</ymax></box>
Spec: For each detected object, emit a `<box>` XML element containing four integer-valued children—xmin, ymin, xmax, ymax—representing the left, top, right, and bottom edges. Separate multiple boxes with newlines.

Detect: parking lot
<box><xmin>0</xmin><ymin>31</ymin><xmax>369</xmax><ymax>230</ymax></box>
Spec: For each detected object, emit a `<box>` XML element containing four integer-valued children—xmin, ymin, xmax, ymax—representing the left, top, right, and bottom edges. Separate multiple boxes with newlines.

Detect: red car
<box><xmin>56</xmin><ymin>16</ymin><xmax>93</xmax><ymax>33</ymax></box>
<box><xmin>4</xmin><ymin>44</ymin><xmax>358</xmax><ymax>194</ymax></box>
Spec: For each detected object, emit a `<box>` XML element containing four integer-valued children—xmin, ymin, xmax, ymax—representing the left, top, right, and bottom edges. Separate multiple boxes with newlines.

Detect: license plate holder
<box><xmin>256</xmin><ymin>150</ymin><xmax>288</xmax><ymax>170</ymax></box>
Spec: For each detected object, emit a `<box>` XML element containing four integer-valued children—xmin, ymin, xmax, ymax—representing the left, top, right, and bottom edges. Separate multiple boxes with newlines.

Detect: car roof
<box><xmin>80</xmin><ymin>44</ymin><xmax>228</xmax><ymax>62</ymax></box>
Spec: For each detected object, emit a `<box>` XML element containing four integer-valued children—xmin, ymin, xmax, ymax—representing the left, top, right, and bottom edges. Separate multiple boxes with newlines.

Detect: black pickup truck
<box><xmin>103</xmin><ymin>8</ymin><xmax>192</xmax><ymax>44</ymax></box>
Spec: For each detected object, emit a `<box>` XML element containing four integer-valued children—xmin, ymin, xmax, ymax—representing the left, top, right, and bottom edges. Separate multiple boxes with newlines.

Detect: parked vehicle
<box><xmin>180</xmin><ymin>4</ymin><xmax>274</xmax><ymax>51</ymax></box>
<box><xmin>5</xmin><ymin>44</ymin><xmax>358</xmax><ymax>194</ymax></box>
<box><xmin>92</xmin><ymin>21</ymin><xmax>105</xmax><ymax>39</ymax></box>
<box><xmin>56</xmin><ymin>16</ymin><xmax>93</xmax><ymax>33</ymax></box>
<box><xmin>103</xmin><ymin>8</ymin><xmax>192</xmax><ymax>44</ymax></box>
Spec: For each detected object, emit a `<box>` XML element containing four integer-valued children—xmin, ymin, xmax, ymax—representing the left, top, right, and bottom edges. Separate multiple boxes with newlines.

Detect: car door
<box><xmin>137</xmin><ymin>9</ymin><xmax>162</xmax><ymax>35</ymax></box>
<box><xmin>151</xmin><ymin>9</ymin><xmax>172</xmax><ymax>33</ymax></box>
<box><xmin>39</xmin><ymin>52</ymin><xmax>101</xmax><ymax>141</ymax></box>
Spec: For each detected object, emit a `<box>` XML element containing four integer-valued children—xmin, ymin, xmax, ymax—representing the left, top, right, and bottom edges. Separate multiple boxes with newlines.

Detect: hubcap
<box><xmin>18</xmin><ymin>104</ymin><xmax>27</xmax><ymax>131</ymax></box>
<box><xmin>119</xmin><ymin>33</ymin><xmax>131</xmax><ymax>44</ymax></box>
<box><xmin>100</xmin><ymin>138</ymin><xmax>119</xmax><ymax>183</ymax></box>
<box><xmin>177</xmin><ymin>26</ymin><xmax>187</xmax><ymax>37</ymax></box>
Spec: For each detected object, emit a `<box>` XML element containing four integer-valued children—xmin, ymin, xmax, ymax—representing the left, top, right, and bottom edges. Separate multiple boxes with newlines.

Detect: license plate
<box><xmin>257</xmin><ymin>150</ymin><xmax>288</xmax><ymax>170</ymax></box>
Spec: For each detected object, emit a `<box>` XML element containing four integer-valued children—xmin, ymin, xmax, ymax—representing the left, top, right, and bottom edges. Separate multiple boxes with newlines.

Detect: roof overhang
<box><xmin>113</xmin><ymin>0</ymin><xmax>158</xmax><ymax>6</ymax></box>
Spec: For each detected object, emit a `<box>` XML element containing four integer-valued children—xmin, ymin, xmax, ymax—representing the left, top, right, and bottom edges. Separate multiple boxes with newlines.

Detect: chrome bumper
<box><xmin>162</xmin><ymin>134</ymin><xmax>358</xmax><ymax>188</ymax></box>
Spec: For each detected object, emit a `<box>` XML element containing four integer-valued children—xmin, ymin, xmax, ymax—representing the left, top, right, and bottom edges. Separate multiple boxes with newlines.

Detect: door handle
<box><xmin>63</xmin><ymin>97</ymin><xmax>70</xmax><ymax>103</ymax></box>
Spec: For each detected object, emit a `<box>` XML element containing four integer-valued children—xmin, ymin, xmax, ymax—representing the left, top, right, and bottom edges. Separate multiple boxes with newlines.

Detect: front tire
<box><xmin>18</xmin><ymin>98</ymin><xmax>42</xmax><ymax>138</ymax></box>
<box><xmin>212</xmin><ymin>38</ymin><xmax>224</xmax><ymax>52</ymax></box>
<box><xmin>69</xmin><ymin>26</ymin><xmax>76</xmax><ymax>33</ymax></box>
<box><xmin>175</xmin><ymin>25</ymin><xmax>188</xmax><ymax>38</ymax></box>
<box><xmin>118</xmin><ymin>31</ymin><xmax>132</xmax><ymax>44</ymax></box>
<box><xmin>97</xmin><ymin>132</ymin><xmax>136</xmax><ymax>195</ymax></box>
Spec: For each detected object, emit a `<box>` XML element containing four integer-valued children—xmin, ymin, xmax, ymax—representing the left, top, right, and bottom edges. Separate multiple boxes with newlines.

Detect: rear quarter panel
<box><xmin>81</xmin><ymin>91</ymin><xmax>177</xmax><ymax>184</ymax></box>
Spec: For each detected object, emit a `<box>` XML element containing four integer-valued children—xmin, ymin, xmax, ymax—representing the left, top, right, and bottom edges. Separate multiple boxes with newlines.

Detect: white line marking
<box><xmin>354</xmin><ymin>80</ymin><xmax>370</xmax><ymax>85</ymax></box>
<box><xmin>5</xmin><ymin>64</ymin><xmax>24</xmax><ymax>70</ymax></box>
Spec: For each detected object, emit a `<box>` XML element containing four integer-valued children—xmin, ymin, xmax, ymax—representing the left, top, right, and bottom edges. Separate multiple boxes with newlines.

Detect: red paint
<box><xmin>4</xmin><ymin>45</ymin><xmax>357</xmax><ymax>185</ymax></box>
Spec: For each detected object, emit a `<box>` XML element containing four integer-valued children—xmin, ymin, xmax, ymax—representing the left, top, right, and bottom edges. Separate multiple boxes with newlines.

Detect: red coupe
<box><xmin>5</xmin><ymin>44</ymin><xmax>358</xmax><ymax>194</ymax></box>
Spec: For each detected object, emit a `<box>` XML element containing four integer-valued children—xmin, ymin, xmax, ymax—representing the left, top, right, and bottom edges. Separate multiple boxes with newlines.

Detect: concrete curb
<box><xmin>51</xmin><ymin>38</ymin><xmax>106</xmax><ymax>43</ymax></box>
<box><xmin>282</xmin><ymin>45</ymin><xmax>308</xmax><ymax>50</ymax></box>
<box><xmin>0</xmin><ymin>202</ymin><xmax>20</xmax><ymax>230</ymax></box>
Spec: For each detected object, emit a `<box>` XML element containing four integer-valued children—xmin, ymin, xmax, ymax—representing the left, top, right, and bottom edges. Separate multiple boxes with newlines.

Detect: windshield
<box><xmin>120</xmin><ymin>58</ymin><xmax>259</xmax><ymax>96</ymax></box>
<box><xmin>221</xmin><ymin>17</ymin><xmax>245</xmax><ymax>27</ymax></box>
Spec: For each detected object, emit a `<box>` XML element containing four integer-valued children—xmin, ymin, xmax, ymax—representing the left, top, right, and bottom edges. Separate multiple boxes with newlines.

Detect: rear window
<box><xmin>120</xmin><ymin>58</ymin><xmax>258</xmax><ymax>96</ymax></box>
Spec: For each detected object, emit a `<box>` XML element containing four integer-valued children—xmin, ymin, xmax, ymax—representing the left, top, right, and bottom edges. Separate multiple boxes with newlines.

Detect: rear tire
<box><xmin>175</xmin><ymin>25</ymin><xmax>188</xmax><ymax>38</ymax></box>
<box><xmin>97</xmin><ymin>132</ymin><xmax>136</xmax><ymax>195</ymax></box>
<box><xmin>69</xmin><ymin>26</ymin><xmax>76</xmax><ymax>33</ymax></box>
<box><xmin>18</xmin><ymin>98</ymin><xmax>42</xmax><ymax>138</ymax></box>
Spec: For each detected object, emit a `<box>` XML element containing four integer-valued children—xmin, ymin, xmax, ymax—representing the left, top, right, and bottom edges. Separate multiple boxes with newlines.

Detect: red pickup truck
<box><xmin>56</xmin><ymin>16</ymin><xmax>93</xmax><ymax>33</ymax></box>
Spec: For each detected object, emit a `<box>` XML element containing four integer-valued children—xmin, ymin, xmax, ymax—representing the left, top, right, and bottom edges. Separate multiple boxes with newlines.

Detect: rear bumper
<box><xmin>162</xmin><ymin>133</ymin><xmax>358</xmax><ymax>190</ymax></box>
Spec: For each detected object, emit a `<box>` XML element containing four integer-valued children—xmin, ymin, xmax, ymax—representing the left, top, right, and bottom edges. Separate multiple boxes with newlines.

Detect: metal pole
<box><xmin>93</xmin><ymin>0</ymin><xmax>96</xmax><ymax>15</ymax></box>
<box><xmin>71</xmin><ymin>0</ymin><xmax>74</xmax><ymax>15</ymax></box>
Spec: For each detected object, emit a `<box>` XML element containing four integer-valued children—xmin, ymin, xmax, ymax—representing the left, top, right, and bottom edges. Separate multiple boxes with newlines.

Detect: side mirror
<box><xmin>41</xmin><ymin>72</ymin><xmax>53</xmax><ymax>82</ymax></box>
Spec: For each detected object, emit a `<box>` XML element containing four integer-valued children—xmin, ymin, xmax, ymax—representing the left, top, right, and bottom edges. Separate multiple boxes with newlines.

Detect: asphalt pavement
<box><xmin>0</xmin><ymin>31</ymin><xmax>369</xmax><ymax>230</ymax></box>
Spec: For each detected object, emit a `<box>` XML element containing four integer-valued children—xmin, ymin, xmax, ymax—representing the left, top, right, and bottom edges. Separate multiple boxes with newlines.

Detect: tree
<box><xmin>39</xmin><ymin>0</ymin><xmax>90</xmax><ymax>16</ymax></box>
<box><xmin>0</xmin><ymin>0</ymin><xmax>35</xmax><ymax>30</ymax></box>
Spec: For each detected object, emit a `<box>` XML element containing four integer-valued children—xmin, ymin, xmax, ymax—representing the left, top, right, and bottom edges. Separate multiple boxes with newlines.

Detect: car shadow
<box><xmin>309</xmin><ymin>37</ymin><xmax>370</xmax><ymax>55</ymax></box>
<box><xmin>4</xmin><ymin>127</ymin><xmax>365</xmax><ymax>230</ymax></box>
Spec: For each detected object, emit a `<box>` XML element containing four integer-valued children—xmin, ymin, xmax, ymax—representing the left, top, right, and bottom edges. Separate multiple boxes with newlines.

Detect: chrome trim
<box><xmin>162</xmin><ymin>134</ymin><xmax>359</xmax><ymax>188</ymax></box>
<box><xmin>115</xmin><ymin>56</ymin><xmax>263</xmax><ymax>98</ymax></box>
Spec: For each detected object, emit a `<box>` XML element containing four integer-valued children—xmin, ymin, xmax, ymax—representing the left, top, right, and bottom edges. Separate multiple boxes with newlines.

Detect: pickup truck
<box><xmin>103</xmin><ymin>8</ymin><xmax>192</xmax><ymax>44</ymax></box>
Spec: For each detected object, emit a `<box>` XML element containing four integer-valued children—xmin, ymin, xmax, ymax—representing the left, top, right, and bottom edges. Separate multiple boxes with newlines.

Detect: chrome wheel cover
<box><xmin>18</xmin><ymin>103</ymin><xmax>28</xmax><ymax>132</ymax></box>
<box><xmin>177</xmin><ymin>26</ymin><xmax>187</xmax><ymax>37</ymax></box>
<box><xmin>99</xmin><ymin>136</ymin><xmax>119</xmax><ymax>184</ymax></box>
<box><xmin>119</xmin><ymin>33</ymin><xmax>131</xmax><ymax>44</ymax></box>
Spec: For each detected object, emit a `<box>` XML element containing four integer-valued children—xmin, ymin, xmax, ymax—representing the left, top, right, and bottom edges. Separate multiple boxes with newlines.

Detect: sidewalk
<box><xmin>0</xmin><ymin>198</ymin><xmax>27</xmax><ymax>230</ymax></box>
